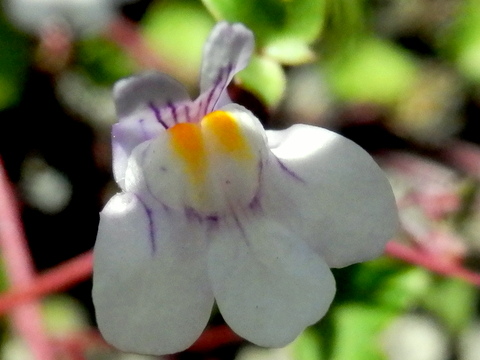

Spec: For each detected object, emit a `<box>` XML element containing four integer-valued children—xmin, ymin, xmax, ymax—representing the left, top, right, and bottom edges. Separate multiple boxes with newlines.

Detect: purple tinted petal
<box><xmin>112</xmin><ymin>72</ymin><xmax>198</xmax><ymax>181</ymax></box>
<box><xmin>200</xmin><ymin>23</ymin><xmax>254</xmax><ymax>92</ymax></box>
<box><xmin>112</xmin><ymin>119</ymin><xmax>164</xmax><ymax>189</ymax></box>
<box><xmin>114</xmin><ymin>71</ymin><xmax>190</xmax><ymax>121</ymax></box>
<box><xmin>198</xmin><ymin>22</ymin><xmax>254</xmax><ymax>113</ymax></box>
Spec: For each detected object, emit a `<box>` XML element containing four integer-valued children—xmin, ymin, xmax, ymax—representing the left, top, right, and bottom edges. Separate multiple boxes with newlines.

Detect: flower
<box><xmin>92</xmin><ymin>22</ymin><xmax>398</xmax><ymax>355</ymax></box>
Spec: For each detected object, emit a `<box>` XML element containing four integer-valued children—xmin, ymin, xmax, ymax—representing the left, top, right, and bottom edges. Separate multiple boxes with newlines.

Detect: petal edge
<box><xmin>265</xmin><ymin>124</ymin><xmax>398</xmax><ymax>268</ymax></box>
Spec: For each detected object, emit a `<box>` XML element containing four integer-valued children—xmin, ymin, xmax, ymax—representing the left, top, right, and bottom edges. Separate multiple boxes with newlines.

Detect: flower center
<box><xmin>143</xmin><ymin>110</ymin><xmax>265</xmax><ymax>214</ymax></box>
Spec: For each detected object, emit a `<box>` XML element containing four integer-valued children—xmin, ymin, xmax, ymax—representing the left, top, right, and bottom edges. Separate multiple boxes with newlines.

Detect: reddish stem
<box><xmin>0</xmin><ymin>252</ymin><xmax>93</xmax><ymax>316</ymax></box>
<box><xmin>188</xmin><ymin>325</ymin><xmax>243</xmax><ymax>352</ymax></box>
<box><xmin>1</xmin><ymin>240</ymin><xmax>480</xmax><ymax>320</ymax></box>
<box><xmin>49</xmin><ymin>326</ymin><xmax>242</xmax><ymax>357</ymax></box>
<box><xmin>0</xmin><ymin>158</ymin><xmax>54</xmax><ymax>360</ymax></box>
<box><xmin>50</xmin><ymin>330</ymin><xmax>107</xmax><ymax>360</ymax></box>
<box><xmin>385</xmin><ymin>241</ymin><xmax>480</xmax><ymax>286</ymax></box>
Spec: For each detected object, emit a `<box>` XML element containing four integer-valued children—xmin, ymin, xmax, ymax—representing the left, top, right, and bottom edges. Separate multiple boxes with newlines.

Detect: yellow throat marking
<box><xmin>201</xmin><ymin>111</ymin><xmax>251</xmax><ymax>157</ymax></box>
<box><xmin>168</xmin><ymin>110</ymin><xmax>252</xmax><ymax>184</ymax></box>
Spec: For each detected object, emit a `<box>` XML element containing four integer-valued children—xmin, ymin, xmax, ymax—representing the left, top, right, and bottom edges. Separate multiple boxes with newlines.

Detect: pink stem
<box><xmin>0</xmin><ymin>252</ymin><xmax>93</xmax><ymax>316</ymax></box>
<box><xmin>49</xmin><ymin>325</ymin><xmax>242</xmax><ymax>356</ymax></box>
<box><xmin>188</xmin><ymin>325</ymin><xmax>243</xmax><ymax>352</ymax></box>
<box><xmin>50</xmin><ymin>330</ymin><xmax>107</xmax><ymax>359</ymax></box>
<box><xmin>385</xmin><ymin>241</ymin><xmax>480</xmax><ymax>286</ymax></box>
<box><xmin>0</xmin><ymin>158</ymin><xmax>55</xmax><ymax>360</ymax></box>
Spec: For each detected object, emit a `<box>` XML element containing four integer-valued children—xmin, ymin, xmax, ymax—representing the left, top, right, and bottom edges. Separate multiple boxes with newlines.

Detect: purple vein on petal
<box><xmin>139</xmin><ymin>146</ymin><xmax>168</xmax><ymax>212</ymax></box>
<box><xmin>167</xmin><ymin>101</ymin><xmax>178</xmax><ymax>124</ymax></box>
<box><xmin>231</xmin><ymin>211</ymin><xmax>247</xmax><ymax>241</ymax></box>
<box><xmin>206</xmin><ymin>213</ymin><xmax>219</xmax><ymax>222</ymax></box>
<box><xmin>148</xmin><ymin>102</ymin><xmax>168</xmax><ymax>129</ymax></box>
<box><xmin>197</xmin><ymin>98</ymin><xmax>206</xmax><ymax>119</ymax></box>
<box><xmin>275</xmin><ymin>156</ymin><xmax>306</xmax><ymax>183</ymax></box>
<box><xmin>185</xmin><ymin>104</ymin><xmax>191</xmax><ymax>122</ymax></box>
<box><xmin>135</xmin><ymin>195</ymin><xmax>156</xmax><ymax>255</ymax></box>
<box><xmin>206</xmin><ymin>213</ymin><xmax>220</xmax><ymax>231</ymax></box>
<box><xmin>205</xmin><ymin>67</ymin><xmax>225</xmax><ymax>113</ymax></box>
<box><xmin>210</xmin><ymin>63</ymin><xmax>233</xmax><ymax>113</ymax></box>
<box><xmin>249</xmin><ymin>160</ymin><xmax>264</xmax><ymax>210</ymax></box>
<box><xmin>205</xmin><ymin>88</ymin><xmax>216</xmax><ymax>115</ymax></box>
<box><xmin>185</xmin><ymin>207</ymin><xmax>203</xmax><ymax>223</ymax></box>
<box><xmin>203</xmin><ymin>94</ymin><xmax>210</xmax><ymax>117</ymax></box>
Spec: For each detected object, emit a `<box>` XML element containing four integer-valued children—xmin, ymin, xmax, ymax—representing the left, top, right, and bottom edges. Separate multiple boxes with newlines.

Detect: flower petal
<box><xmin>264</xmin><ymin>124</ymin><xmax>398</xmax><ymax>268</ymax></box>
<box><xmin>112</xmin><ymin>121</ymin><xmax>158</xmax><ymax>189</ymax></box>
<box><xmin>208</xmin><ymin>215</ymin><xmax>335</xmax><ymax>347</ymax></box>
<box><xmin>199</xmin><ymin>22</ymin><xmax>254</xmax><ymax>111</ymax></box>
<box><xmin>112</xmin><ymin>72</ymin><xmax>195</xmax><ymax>186</ymax></box>
<box><xmin>93</xmin><ymin>192</ymin><xmax>214</xmax><ymax>355</ymax></box>
<box><xmin>114</xmin><ymin>71</ymin><xmax>190</xmax><ymax>122</ymax></box>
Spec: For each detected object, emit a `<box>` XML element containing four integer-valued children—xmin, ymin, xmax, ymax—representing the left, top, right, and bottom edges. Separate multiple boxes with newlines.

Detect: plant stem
<box><xmin>0</xmin><ymin>158</ymin><xmax>54</xmax><ymax>360</ymax></box>
<box><xmin>385</xmin><ymin>241</ymin><xmax>480</xmax><ymax>286</ymax></box>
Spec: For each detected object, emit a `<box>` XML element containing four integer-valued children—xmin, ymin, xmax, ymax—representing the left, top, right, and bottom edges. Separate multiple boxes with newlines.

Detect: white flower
<box><xmin>92</xmin><ymin>22</ymin><xmax>398</xmax><ymax>356</ymax></box>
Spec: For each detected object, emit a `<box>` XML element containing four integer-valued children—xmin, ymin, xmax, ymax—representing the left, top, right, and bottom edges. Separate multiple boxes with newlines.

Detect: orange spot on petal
<box><xmin>168</xmin><ymin>123</ymin><xmax>206</xmax><ymax>183</ymax></box>
<box><xmin>202</xmin><ymin>110</ymin><xmax>252</xmax><ymax>159</ymax></box>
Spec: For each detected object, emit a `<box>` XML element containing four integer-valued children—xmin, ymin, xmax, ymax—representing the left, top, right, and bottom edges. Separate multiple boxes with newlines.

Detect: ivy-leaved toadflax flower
<box><xmin>92</xmin><ymin>22</ymin><xmax>398</xmax><ymax>356</ymax></box>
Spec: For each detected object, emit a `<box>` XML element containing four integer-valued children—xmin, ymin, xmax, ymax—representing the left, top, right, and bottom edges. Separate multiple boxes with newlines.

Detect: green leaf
<box><xmin>202</xmin><ymin>0</ymin><xmax>285</xmax><ymax>41</ymax></box>
<box><xmin>141</xmin><ymin>1</ymin><xmax>214</xmax><ymax>86</ymax></box>
<box><xmin>201</xmin><ymin>0</ymin><xmax>326</xmax><ymax>64</ymax></box>
<box><xmin>76</xmin><ymin>37</ymin><xmax>138</xmax><ymax>85</ymax></box>
<box><xmin>437</xmin><ymin>0</ymin><xmax>480</xmax><ymax>83</ymax></box>
<box><xmin>374</xmin><ymin>265</ymin><xmax>432</xmax><ymax>311</ymax></box>
<box><xmin>0</xmin><ymin>16</ymin><xmax>30</xmax><ymax>110</ymax></box>
<box><xmin>263</xmin><ymin>39</ymin><xmax>315</xmax><ymax>65</ymax></box>
<box><xmin>324</xmin><ymin>37</ymin><xmax>419</xmax><ymax>105</ymax></box>
<box><xmin>293</xmin><ymin>329</ymin><xmax>324</xmax><ymax>360</ymax></box>
<box><xmin>422</xmin><ymin>277</ymin><xmax>477</xmax><ymax>334</ymax></box>
<box><xmin>236</xmin><ymin>54</ymin><xmax>286</xmax><ymax>108</ymax></box>
<box><xmin>322</xmin><ymin>0</ymin><xmax>367</xmax><ymax>50</ymax></box>
<box><xmin>330</xmin><ymin>303</ymin><xmax>396</xmax><ymax>360</ymax></box>
<box><xmin>284</xmin><ymin>0</ymin><xmax>326</xmax><ymax>42</ymax></box>
<box><xmin>42</xmin><ymin>295</ymin><xmax>89</xmax><ymax>335</ymax></box>
<box><xmin>337</xmin><ymin>258</ymin><xmax>432</xmax><ymax>310</ymax></box>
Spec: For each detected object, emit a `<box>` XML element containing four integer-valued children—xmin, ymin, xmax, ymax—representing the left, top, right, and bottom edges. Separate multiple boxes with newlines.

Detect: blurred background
<box><xmin>1</xmin><ymin>0</ymin><xmax>480</xmax><ymax>359</ymax></box>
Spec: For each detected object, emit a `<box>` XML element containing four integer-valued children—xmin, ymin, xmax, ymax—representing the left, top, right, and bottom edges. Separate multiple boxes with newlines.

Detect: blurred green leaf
<box><xmin>373</xmin><ymin>265</ymin><xmax>432</xmax><ymax>311</ymax></box>
<box><xmin>201</xmin><ymin>0</ymin><xmax>326</xmax><ymax>64</ymax></box>
<box><xmin>324</xmin><ymin>37</ymin><xmax>418</xmax><ymax>105</ymax></box>
<box><xmin>293</xmin><ymin>329</ymin><xmax>324</xmax><ymax>360</ymax></box>
<box><xmin>438</xmin><ymin>0</ymin><xmax>480</xmax><ymax>83</ymax></box>
<box><xmin>422</xmin><ymin>277</ymin><xmax>477</xmax><ymax>334</ymax></box>
<box><xmin>236</xmin><ymin>54</ymin><xmax>286</xmax><ymax>107</ymax></box>
<box><xmin>337</xmin><ymin>258</ymin><xmax>432</xmax><ymax>310</ymax></box>
<box><xmin>0</xmin><ymin>259</ymin><xmax>9</xmax><ymax>293</ymax></box>
<box><xmin>0</xmin><ymin>16</ymin><xmax>30</xmax><ymax>110</ymax></box>
<box><xmin>202</xmin><ymin>0</ymin><xmax>286</xmax><ymax>40</ymax></box>
<box><xmin>322</xmin><ymin>0</ymin><xmax>366</xmax><ymax>50</ymax></box>
<box><xmin>263</xmin><ymin>39</ymin><xmax>314</xmax><ymax>65</ymax></box>
<box><xmin>330</xmin><ymin>303</ymin><xmax>395</xmax><ymax>360</ymax></box>
<box><xmin>42</xmin><ymin>295</ymin><xmax>89</xmax><ymax>335</ymax></box>
<box><xmin>142</xmin><ymin>1</ymin><xmax>214</xmax><ymax>86</ymax></box>
<box><xmin>76</xmin><ymin>37</ymin><xmax>137</xmax><ymax>85</ymax></box>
